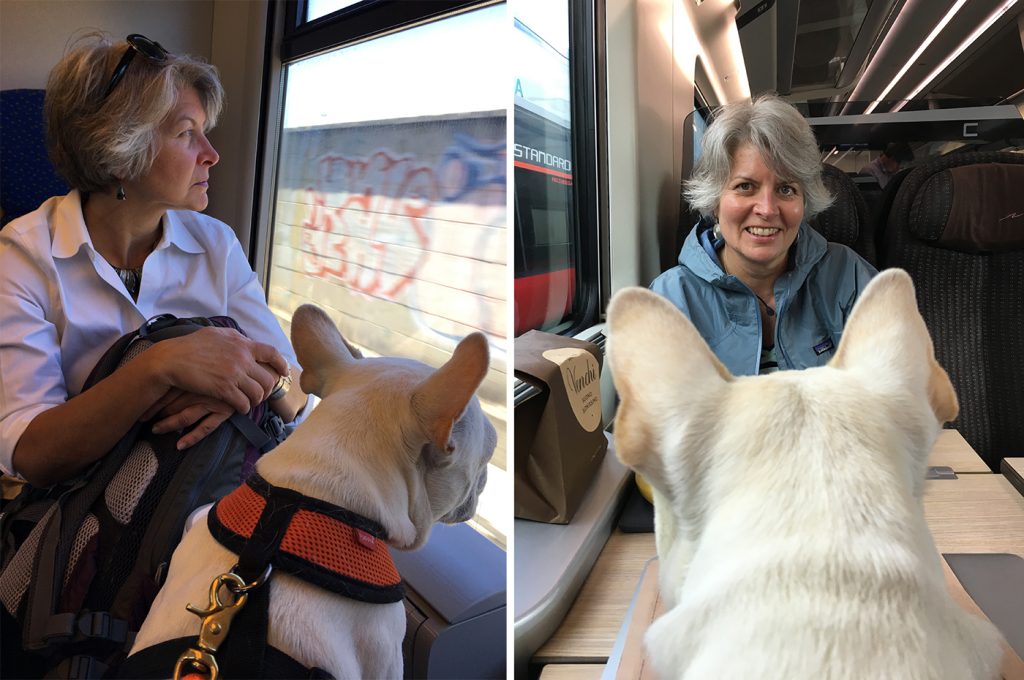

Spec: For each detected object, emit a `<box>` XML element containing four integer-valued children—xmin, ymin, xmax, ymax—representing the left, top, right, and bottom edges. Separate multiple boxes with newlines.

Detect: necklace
<box><xmin>754</xmin><ymin>293</ymin><xmax>776</xmax><ymax>317</ymax></box>
<box><xmin>718</xmin><ymin>250</ymin><xmax>777</xmax><ymax>317</ymax></box>
<box><xmin>113</xmin><ymin>265</ymin><xmax>143</xmax><ymax>301</ymax></box>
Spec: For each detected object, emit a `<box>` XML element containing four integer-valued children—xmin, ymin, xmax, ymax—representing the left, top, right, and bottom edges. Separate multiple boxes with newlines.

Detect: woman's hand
<box><xmin>143</xmin><ymin>389</ymin><xmax>235</xmax><ymax>450</ymax></box>
<box><xmin>148</xmin><ymin>327</ymin><xmax>288</xmax><ymax>414</ymax></box>
<box><xmin>11</xmin><ymin>327</ymin><xmax>291</xmax><ymax>486</ymax></box>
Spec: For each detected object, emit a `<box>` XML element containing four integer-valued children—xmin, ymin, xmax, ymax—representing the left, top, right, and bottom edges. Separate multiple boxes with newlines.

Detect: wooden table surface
<box><xmin>535</xmin><ymin>447</ymin><xmax>1024</xmax><ymax>665</ymax></box>
<box><xmin>1004</xmin><ymin>458</ymin><xmax>1024</xmax><ymax>496</ymax></box>
<box><xmin>537</xmin><ymin>664</ymin><xmax>606</xmax><ymax>680</ymax></box>
<box><xmin>929</xmin><ymin>429</ymin><xmax>991</xmax><ymax>473</ymax></box>
<box><xmin>924</xmin><ymin>474</ymin><xmax>1024</xmax><ymax>554</ymax></box>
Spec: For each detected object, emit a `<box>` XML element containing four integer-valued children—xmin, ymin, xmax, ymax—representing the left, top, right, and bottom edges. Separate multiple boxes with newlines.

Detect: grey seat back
<box><xmin>881</xmin><ymin>151</ymin><xmax>1024</xmax><ymax>470</ymax></box>
<box><xmin>810</xmin><ymin>163</ymin><xmax>876</xmax><ymax>265</ymax></box>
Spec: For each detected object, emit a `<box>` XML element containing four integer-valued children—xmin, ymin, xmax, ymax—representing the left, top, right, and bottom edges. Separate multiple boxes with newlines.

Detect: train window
<box><xmin>305</xmin><ymin>0</ymin><xmax>364</xmax><ymax>23</ymax></box>
<box><xmin>692</xmin><ymin>77</ymin><xmax>711</xmax><ymax>165</ymax></box>
<box><xmin>513</xmin><ymin>0</ymin><xmax>600</xmax><ymax>337</ymax></box>
<box><xmin>264</xmin><ymin>1</ymin><xmax>509</xmax><ymax>547</ymax></box>
<box><xmin>692</xmin><ymin>106</ymin><xmax>709</xmax><ymax>165</ymax></box>
<box><xmin>513</xmin><ymin>0</ymin><xmax>575</xmax><ymax>336</ymax></box>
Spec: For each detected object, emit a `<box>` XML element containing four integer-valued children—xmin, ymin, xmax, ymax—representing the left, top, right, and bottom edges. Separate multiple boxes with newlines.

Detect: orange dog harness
<box><xmin>208</xmin><ymin>472</ymin><xmax>404</xmax><ymax>603</ymax></box>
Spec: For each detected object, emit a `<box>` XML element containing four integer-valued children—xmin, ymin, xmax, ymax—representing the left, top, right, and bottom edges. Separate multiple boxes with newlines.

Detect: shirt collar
<box><xmin>50</xmin><ymin>190</ymin><xmax>93</xmax><ymax>259</ymax></box>
<box><xmin>50</xmin><ymin>192</ymin><xmax>206</xmax><ymax>259</ymax></box>
<box><xmin>160</xmin><ymin>209</ymin><xmax>206</xmax><ymax>254</ymax></box>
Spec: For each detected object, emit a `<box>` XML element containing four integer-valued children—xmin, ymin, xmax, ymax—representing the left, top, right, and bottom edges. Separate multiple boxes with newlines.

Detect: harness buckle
<box><xmin>173</xmin><ymin>647</ymin><xmax>219</xmax><ymax>680</ymax></box>
<box><xmin>173</xmin><ymin>567</ymin><xmax>273</xmax><ymax>679</ymax></box>
<box><xmin>185</xmin><ymin>572</ymin><xmax>250</xmax><ymax>653</ymax></box>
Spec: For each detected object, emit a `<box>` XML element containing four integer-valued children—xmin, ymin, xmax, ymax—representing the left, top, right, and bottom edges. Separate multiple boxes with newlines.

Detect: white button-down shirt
<box><xmin>0</xmin><ymin>191</ymin><xmax>297</xmax><ymax>476</ymax></box>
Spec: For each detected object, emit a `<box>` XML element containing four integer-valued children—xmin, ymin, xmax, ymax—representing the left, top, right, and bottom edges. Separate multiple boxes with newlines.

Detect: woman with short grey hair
<box><xmin>0</xmin><ymin>33</ymin><xmax>308</xmax><ymax>487</ymax></box>
<box><xmin>651</xmin><ymin>93</ymin><xmax>876</xmax><ymax>376</ymax></box>
<box><xmin>45</xmin><ymin>33</ymin><xmax>224</xmax><ymax>197</ymax></box>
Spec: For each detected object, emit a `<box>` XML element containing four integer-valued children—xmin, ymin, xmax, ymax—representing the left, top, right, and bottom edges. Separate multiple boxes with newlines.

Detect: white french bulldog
<box><xmin>130</xmin><ymin>304</ymin><xmax>497</xmax><ymax>678</ymax></box>
<box><xmin>606</xmin><ymin>269</ymin><xmax>1004</xmax><ymax>679</ymax></box>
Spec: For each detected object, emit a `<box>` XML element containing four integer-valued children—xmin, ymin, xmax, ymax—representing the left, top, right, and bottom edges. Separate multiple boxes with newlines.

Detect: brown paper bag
<box><xmin>514</xmin><ymin>330</ymin><xmax>607</xmax><ymax>523</ymax></box>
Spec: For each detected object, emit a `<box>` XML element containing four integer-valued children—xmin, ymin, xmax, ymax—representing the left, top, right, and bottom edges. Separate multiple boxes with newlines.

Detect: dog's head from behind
<box><xmin>288</xmin><ymin>304</ymin><xmax>497</xmax><ymax>549</ymax></box>
<box><xmin>607</xmin><ymin>269</ymin><xmax>958</xmax><ymax>556</ymax></box>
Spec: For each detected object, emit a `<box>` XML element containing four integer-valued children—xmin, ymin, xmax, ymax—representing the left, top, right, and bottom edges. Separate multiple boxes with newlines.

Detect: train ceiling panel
<box><xmin>738</xmin><ymin>0</ymin><xmax>1024</xmax><ymax>109</ymax></box>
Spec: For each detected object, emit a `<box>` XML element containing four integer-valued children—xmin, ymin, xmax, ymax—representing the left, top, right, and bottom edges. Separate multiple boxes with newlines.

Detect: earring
<box><xmin>116</xmin><ymin>185</ymin><xmax>126</xmax><ymax>201</ymax></box>
<box><xmin>712</xmin><ymin>221</ymin><xmax>723</xmax><ymax>241</ymax></box>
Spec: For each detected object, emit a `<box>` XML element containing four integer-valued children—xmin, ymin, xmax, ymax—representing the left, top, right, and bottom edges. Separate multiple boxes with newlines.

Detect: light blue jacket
<box><xmin>650</xmin><ymin>222</ymin><xmax>877</xmax><ymax>376</ymax></box>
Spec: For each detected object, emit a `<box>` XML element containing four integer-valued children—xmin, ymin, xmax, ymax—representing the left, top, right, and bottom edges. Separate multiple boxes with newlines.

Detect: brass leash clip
<box><xmin>172</xmin><ymin>570</ymin><xmax>258</xmax><ymax>680</ymax></box>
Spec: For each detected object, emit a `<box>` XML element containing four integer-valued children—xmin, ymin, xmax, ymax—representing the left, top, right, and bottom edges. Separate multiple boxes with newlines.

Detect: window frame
<box><xmin>511</xmin><ymin>0</ymin><xmax>604</xmax><ymax>337</ymax></box>
<box><xmin>567</xmin><ymin>0</ymin><xmax>604</xmax><ymax>333</ymax></box>
<box><xmin>281</xmin><ymin>0</ymin><xmax>489</xmax><ymax>62</ymax></box>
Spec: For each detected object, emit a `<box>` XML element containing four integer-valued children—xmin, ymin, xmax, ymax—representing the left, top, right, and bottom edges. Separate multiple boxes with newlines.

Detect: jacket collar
<box><xmin>50</xmin><ymin>191</ymin><xmax>206</xmax><ymax>260</ymax></box>
<box><xmin>680</xmin><ymin>218</ymin><xmax>828</xmax><ymax>292</ymax></box>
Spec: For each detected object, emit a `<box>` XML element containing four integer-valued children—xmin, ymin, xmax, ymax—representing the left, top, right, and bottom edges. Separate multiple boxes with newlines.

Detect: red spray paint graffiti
<box><xmin>301</xmin><ymin>150</ymin><xmax>436</xmax><ymax>298</ymax></box>
<box><xmin>299</xmin><ymin>135</ymin><xmax>505</xmax><ymax>303</ymax></box>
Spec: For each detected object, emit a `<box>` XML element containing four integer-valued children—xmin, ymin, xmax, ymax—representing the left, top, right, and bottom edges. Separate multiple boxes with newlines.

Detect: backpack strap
<box><xmin>230</xmin><ymin>413</ymin><xmax>273</xmax><ymax>451</ymax></box>
<box><xmin>46</xmin><ymin>652</ymin><xmax>111</xmax><ymax>680</ymax></box>
<box><xmin>21</xmin><ymin>425</ymin><xmax>144</xmax><ymax>651</ymax></box>
<box><xmin>0</xmin><ymin>484</ymin><xmax>59</xmax><ymax>567</ymax></box>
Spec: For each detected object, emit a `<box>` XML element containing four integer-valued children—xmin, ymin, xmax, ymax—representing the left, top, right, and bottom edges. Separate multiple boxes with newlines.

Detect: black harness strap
<box><xmin>233</xmin><ymin>489</ymin><xmax>297</xmax><ymax>586</ymax></box>
<box><xmin>116</xmin><ymin>612</ymin><xmax>334</xmax><ymax>679</ymax></box>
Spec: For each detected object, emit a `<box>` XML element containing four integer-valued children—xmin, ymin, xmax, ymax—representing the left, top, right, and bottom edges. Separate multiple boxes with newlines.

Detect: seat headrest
<box><xmin>1</xmin><ymin>88</ymin><xmax>69</xmax><ymax>226</ymax></box>
<box><xmin>812</xmin><ymin>164</ymin><xmax>861</xmax><ymax>247</ymax></box>
<box><xmin>910</xmin><ymin>163</ymin><xmax>1024</xmax><ymax>254</ymax></box>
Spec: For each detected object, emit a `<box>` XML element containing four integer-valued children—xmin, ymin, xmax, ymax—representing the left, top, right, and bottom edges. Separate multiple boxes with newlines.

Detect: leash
<box><xmin>172</xmin><ymin>566</ymin><xmax>271</xmax><ymax>680</ymax></box>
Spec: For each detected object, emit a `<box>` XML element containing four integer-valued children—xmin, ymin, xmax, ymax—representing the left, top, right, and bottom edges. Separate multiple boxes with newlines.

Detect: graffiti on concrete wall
<box><xmin>436</xmin><ymin>133</ymin><xmax>506</xmax><ymax>202</ymax></box>
<box><xmin>300</xmin><ymin>133</ymin><xmax>505</xmax><ymax>300</ymax></box>
<box><xmin>300</xmin><ymin>150</ymin><xmax>434</xmax><ymax>298</ymax></box>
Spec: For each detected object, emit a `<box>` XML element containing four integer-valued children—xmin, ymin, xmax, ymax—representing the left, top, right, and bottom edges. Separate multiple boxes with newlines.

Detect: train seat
<box><xmin>868</xmin><ymin>166</ymin><xmax>913</xmax><ymax>259</ymax></box>
<box><xmin>881</xmin><ymin>151</ymin><xmax>1024</xmax><ymax>471</ymax></box>
<box><xmin>851</xmin><ymin>174</ymin><xmax>885</xmax><ymax>237</ymax></box>
<box><xmin>810</xmin><ymin>163</ymin><xmax>877</xmax><ymax>265</ymax></box>
<box><xmin>0</xmin><ymin>89</ymin><xmax>68</xmax><ymax>228</ymax></box>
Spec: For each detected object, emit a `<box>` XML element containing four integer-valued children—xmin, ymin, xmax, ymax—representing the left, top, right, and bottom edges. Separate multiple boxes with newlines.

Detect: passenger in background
<box><xmin>0</xmin><ymin>33</ymin><xmax>307</xmax><ymax>488</ymax></box>
<box><xmin>651</xmin><ymin>93</ymin><xmax>877</xmax><ymax>376</ymax></box>
<box><xmin>859</xmin><ymin>141</ymin><xmax>914</xmax><ymax>188</ymax></box>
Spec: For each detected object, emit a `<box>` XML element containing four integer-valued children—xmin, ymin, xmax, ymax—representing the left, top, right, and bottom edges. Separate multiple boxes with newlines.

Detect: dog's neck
<box><xmin>253</xmin><ymin>413</ymin><xmax>428</xmax><ymax>550</ymax></box>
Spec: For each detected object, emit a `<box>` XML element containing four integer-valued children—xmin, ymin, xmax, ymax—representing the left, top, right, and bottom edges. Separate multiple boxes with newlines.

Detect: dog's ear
<box><xmin>606</xmin><ymin>287</ymin><xmax>731</xmax><ymax>469</ymax></box>
<box><xmin>830</xmin><ymin>269</ymin><xmax>959</xmax><ymax>423</ymax></box>
<box><xmin>411</xmin><ymin>332</ymin><xmax>490</xmax><ymax>453</ymax></box>
<box><xmin>927</xmin><ymin>358</ymin><xmax>959</xmax><ymax>424</ymax></box>
<box><xmin>290</xmin><ymin>304</ymin><xmax>360</xmax><ymax>397</ymax></box>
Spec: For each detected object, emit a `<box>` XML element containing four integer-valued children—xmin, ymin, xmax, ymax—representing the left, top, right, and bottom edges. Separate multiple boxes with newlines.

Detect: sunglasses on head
<box><xmin>102</xmin><ymin>34</ymin><xmax>169</xmax><ymax>101</ymax></box>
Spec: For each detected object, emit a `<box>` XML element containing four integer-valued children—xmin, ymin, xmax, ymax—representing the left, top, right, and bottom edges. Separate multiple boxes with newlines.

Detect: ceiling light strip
<box><xmin>891</xmin><ymin>0</ymin><xmax>1020</xmax><ymax>112</ymax></box>
<box><xmin>861</xmin><ymin>0</ymin><xmax>969</xmax><ymax>115</ymax></box>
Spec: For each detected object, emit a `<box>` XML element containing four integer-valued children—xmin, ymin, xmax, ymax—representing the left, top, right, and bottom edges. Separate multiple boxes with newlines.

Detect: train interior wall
<box><xmin>0</xmin><ymin>0</ymin><xmax>267</xmax><ymax>250</ymax></box>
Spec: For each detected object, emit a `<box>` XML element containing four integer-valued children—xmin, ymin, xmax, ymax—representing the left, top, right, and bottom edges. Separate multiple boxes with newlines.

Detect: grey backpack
<box><xmin>0</xmin><ymin>314</ymin><xmax>287</xmax><ymax>679</ymax></box>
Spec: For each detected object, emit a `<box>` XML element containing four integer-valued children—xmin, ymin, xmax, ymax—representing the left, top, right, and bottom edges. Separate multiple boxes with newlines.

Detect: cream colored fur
<box><xmin>130</xmin><ymin>304</ymin><xmax>497</xmax><ymax>678</ymax></box>
<box><xmin>606</xmin><ymin>269</ymin><xmax>1003</xmax><ymax>680</ymax></box>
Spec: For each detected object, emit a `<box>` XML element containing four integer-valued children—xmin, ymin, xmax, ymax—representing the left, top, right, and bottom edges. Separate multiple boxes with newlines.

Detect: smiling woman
<box><xmin>716</xmin><ymin>143</ymin><xmax>805</xmax><ymax>284</ymax></box>
<box><xmin>650</xmin><ymin>94</ymin><xmax>877</xmax><ymax>377</ymax></box>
